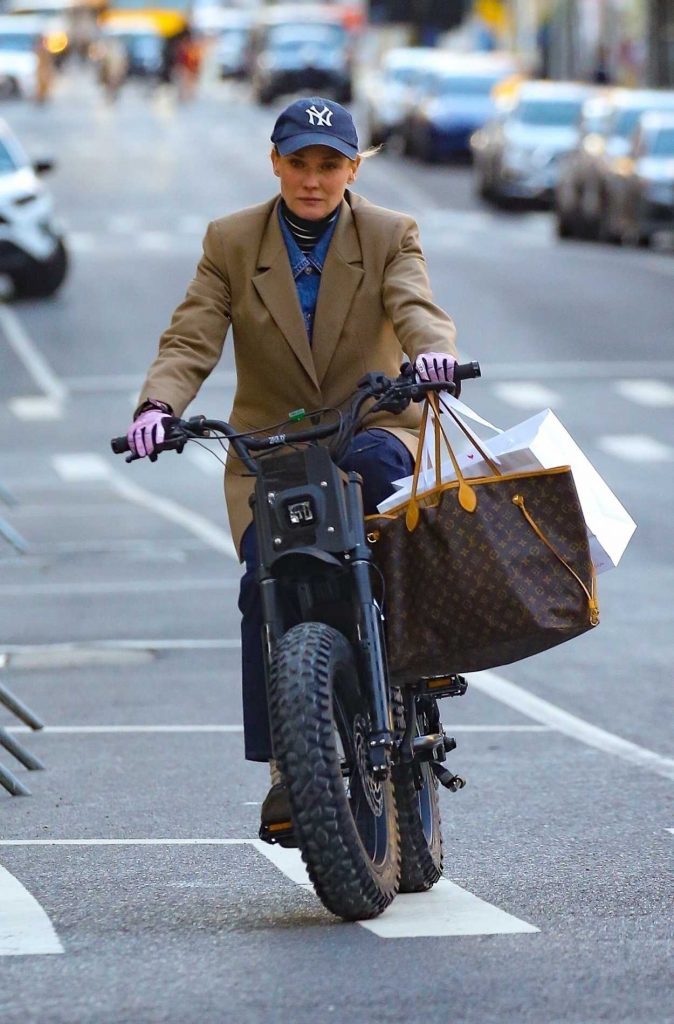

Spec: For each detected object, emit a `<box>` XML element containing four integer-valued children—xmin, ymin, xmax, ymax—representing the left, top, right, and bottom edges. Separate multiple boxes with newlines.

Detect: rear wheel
<box><xmin>392</xmin><ymin>692</ymin><xmax>443</xmax><ymax>892</ymax></box>
<box><xmin>269</xmin><ymin>622</ymin><xmax>400</xmax><ymax>920</ymax></box>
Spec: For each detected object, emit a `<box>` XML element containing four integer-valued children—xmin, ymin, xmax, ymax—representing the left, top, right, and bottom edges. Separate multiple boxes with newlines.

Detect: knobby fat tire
<box><xmin>392</xmin><ymin>690</ymin><xmax>444</xmax><ymax>893</ymax></box>
<box><xmin>269</xmin><ymin>622</ymin><xmax>400</xmax><ymax>921</ymax></box>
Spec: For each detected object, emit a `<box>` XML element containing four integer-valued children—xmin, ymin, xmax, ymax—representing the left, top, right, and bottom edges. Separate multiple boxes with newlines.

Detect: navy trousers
<box><xmin>238</xmin><ymin>429</ymin><xmax>414</xmax><ymax>761</ymax></box>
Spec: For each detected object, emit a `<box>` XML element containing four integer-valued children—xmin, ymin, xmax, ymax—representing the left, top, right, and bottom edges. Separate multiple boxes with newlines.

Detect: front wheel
<box><xmin>269</xmin><ymin>622</ymin><xmax>400</xmax><ymax>920</ymax></box>
<box><xmin>392</xmin><ymin>692</ymin><xmax>443</xmax><ymax>892</ymax></box>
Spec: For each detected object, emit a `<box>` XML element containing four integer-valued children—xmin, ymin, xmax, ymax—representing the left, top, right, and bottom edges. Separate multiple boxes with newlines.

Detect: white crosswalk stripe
<box><xmin>614</xmin><ymin>380</ymin><xmax>674</xmax><ymax>407</ymax></box>
<box><xmin>597</xmin><ymin>434</ymin><xmax>674</xmax><ymax>462</ymax></box>
<box><xmin>492</xmin><ymin>382</ymin><xmax>562</xmax><ymax>409</ymax></box>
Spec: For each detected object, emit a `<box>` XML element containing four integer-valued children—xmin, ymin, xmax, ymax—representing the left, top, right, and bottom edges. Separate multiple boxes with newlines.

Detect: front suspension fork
<box><xmin>345</xmin><ymin>474</ymin><xmax>393</xmax><ymax>777</ymax></box>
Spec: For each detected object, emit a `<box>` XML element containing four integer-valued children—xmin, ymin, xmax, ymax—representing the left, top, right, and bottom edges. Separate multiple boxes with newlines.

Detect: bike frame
<box><xmin>252</xmin><ymin>442</ymin><xmax>394</xmax><ymax>776</ymax></box>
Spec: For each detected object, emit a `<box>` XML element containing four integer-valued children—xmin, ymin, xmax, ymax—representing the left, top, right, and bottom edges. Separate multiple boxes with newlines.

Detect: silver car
<box><xmin>553</xmin><ymin>88</ymin><xmax>674</xmax><ymax>240</ymax></box>
<box><xmin>602</xmin><ymin>111</ymin><xmax>674</xmax><ymax>246</ymax></box>
<box><xmin>472</xmin><ymin>80</ymin><xmax>595</xmax><ymax>207</ymax></box>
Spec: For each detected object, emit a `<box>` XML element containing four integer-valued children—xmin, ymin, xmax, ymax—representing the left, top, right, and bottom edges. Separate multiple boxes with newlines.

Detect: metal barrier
<box><xmin>0</xmin><ymin>479</ymin><xmax>29</xmax><ymax>554</ymax></box>
<box><xmin>0</xmin><ymin>680</ymin><xmax>45</xmax><ymax>796</ymax></box>
<box><xmin>1</xmin><ymin>478</ymin><xmax>42</xmax><ymax>793</ymax></box>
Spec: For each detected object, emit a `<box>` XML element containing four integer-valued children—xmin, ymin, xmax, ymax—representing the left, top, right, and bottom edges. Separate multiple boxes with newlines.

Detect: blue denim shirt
<box><xmin>278</xmin><ymin>205</ymin><xmax>339</xmax><ymax>344</ymax></box>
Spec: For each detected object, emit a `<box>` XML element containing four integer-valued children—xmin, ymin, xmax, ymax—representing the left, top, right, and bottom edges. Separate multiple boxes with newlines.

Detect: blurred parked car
<box><xmin>359</xmin><ymin>46</ymin><xmax>440</xmax><ymax>147</ymax></box>
<box><xmin>0</xmin><ymin>118</ymin><xmax>67</xmax><ymax>296</ymax></box>
<box><xmin>192</xmin><ymin>6</ymin><xmax>251</xmax><ymax>79</ymax></box>
<box><xmin>554</xmin><ymin>94</ymin><xmax>613</xmax><ymax>237</ymax></box>
<box><xmin>553</xmin><ymin>88</ymin><xmax>674</xmax><ymax>240</ymax></box>
<box><xmin>0</xmin><ymin>15</ymin><xmax>46</xmax><ymax>98</ymax></box>
<box><xmin>601</xmin><ymin>112</ymin><xmax>674</xmax><ymax>247</ymax></box>
<box><xmin>3</xmin><ymin>2</ymin><xmax>70</xmax><ymax>62</ymax></box>
<box><xmin>404</xmin><ymin>54</ymin><xmax>519</xmax><ymax>161</ymax></box>
<box><xmin>251</xmin><ymin>13</ymin><xmax>352</xmax><ymax>106</ymax></box>
<box><xmin>471</xmin><ymin>80</ymin><xmax>594</xmax><ymax>206</ymax></box>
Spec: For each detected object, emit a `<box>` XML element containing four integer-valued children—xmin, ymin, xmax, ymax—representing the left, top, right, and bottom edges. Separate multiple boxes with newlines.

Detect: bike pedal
<box><xmin>258</xmin><ymin>820</ymin><xmax>298</xmax><ymax>848</ymax></box>
<box><xmin>419</xmin><ymin>674</ymin><xmax>468</xmax><ymax>699</ymax></box>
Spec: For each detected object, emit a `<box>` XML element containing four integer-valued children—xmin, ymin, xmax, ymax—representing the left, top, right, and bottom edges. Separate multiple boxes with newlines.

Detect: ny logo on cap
<box><xmin>306</xmin><ymin>104</ymin><xmax>333</xmax><ymax>127</ymax></box>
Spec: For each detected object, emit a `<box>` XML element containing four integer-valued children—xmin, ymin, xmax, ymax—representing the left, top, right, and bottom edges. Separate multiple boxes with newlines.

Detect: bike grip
<box><xmin>111</xmin><ymin>436</ymin><xmax>131</xmax><ymax>454</ymax></box>
<box><xmin>454</xmin><ymin>361</ymin><xmax>481</xmax><ymax>381</ymax></box>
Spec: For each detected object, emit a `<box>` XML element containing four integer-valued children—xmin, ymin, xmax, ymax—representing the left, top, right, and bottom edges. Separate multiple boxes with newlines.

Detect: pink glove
<box><xmin>127</xmin><ymin>403</ymin><xmax>171</xmax><ymax>458</ymax></box>
<box><xmin>415</xmin><ymin>352</ymin><xmax>457</xmax><ymax>384</ymax></box>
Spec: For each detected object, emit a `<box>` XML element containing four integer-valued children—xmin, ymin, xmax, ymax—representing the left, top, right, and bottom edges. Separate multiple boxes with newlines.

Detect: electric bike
<box><xmin>112</xmin><ymin>361</ymin><xmax>480</xmax><ymax>921</ymax></box>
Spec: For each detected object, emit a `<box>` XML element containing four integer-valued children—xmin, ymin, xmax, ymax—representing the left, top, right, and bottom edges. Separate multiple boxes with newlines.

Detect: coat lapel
<box><xmin>252</xmin><ymin>201</ymin><xmax>319</xmax><ymax>391</ymax></box>
<box><xmin>312</xmin><ymin>196</ymin><xmax>364</xmax><ymax>384</ymax></box>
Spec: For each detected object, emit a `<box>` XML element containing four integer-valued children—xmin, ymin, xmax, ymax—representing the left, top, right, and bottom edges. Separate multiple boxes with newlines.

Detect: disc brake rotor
<box><xmin>352</xmin><ymin>714</ymin><xmax>384</xmax><ymax>817</ymax></box>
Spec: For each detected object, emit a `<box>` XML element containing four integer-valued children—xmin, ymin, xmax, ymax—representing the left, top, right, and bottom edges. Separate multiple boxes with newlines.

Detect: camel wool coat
<box><xmin>137</xmin><ymin>190</ymin><xmax>457</xmax><ymax>557</ymax></box>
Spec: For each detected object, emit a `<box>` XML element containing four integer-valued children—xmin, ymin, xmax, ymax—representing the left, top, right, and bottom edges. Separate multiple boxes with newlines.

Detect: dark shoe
<box><xmin>259</xmin><ymin>782</ymin><xmax>297</xmax><ymax>847</ymax></box>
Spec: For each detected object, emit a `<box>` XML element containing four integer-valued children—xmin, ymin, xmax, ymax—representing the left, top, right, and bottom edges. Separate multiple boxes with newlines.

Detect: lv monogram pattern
<box><xmin>369</xmin><ymin>469</ymin><xmax>597</xmax><ymax>683</ymax></box>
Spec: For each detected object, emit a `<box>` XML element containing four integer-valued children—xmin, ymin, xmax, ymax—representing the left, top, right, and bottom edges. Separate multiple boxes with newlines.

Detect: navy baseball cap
<box><xmin>271</xmin><ymin>97</ymin><xmax>359</xmax><ymax>160</ymax></box>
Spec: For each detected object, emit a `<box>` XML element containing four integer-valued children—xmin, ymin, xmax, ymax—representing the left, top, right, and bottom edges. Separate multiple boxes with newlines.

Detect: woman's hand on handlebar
<box><xmin>127</xmin><ymin>401</ymin><xmax>173</xmax><ymax>460</ymax></box>
<box><xmin>414</xmin><ymin>352</ymin><xmax>461</xmax><ymax>397</ymax></box>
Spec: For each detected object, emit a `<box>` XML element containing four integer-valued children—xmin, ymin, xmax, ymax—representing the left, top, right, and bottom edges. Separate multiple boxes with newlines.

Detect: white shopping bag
<box><xmin>378</xmin><ymin>400</ymin><xmax>636</xmax><ymax>574</ymax></box>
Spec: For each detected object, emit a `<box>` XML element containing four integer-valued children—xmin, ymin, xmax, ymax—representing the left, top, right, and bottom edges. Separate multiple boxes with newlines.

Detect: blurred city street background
<box><xmin>0</xmin><ymin>1</ymin><xmax>673</xmax><ymax>1022</ymax></box>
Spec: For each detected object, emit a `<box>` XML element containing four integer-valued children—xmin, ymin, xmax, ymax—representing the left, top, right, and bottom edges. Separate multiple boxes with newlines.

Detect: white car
<box><xmin>0</xmin><ymin>15</ymin><xmax>42</xmax><ymax>98</ymax></box>
<box><xmin>359</xmin><ymin>47</ymin><xmax>443</xmax><ymax>147</ymax></box>
<box><xmin>0</xmin><ymin>118</ymin><xmax>67</xmax><ymax>297</ymax></box>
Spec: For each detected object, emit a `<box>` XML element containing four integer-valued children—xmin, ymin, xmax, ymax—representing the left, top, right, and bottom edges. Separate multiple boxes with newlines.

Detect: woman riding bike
<box><xmin>125</xmin><ymin>96</ymin><xmax>459</xmax><ymax>842</ymax></box>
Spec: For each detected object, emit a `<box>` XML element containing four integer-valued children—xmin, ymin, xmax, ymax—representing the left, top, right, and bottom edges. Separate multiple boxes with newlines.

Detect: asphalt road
<box><xmin>1</xmin><ymin>68</ymin><xmax>673</xmax><ymax>1024</ymax></box>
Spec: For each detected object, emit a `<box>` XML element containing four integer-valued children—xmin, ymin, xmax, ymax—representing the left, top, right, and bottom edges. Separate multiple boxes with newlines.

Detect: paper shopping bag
<box><xmin>377</xmin><ymin>401</ymin><xmax>636</xmax><ymax>574</ymax></box>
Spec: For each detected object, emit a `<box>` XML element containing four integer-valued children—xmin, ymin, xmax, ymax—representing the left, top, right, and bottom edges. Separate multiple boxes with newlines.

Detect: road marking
<box><xmin>614</xmin><ymin>380</ymin><xmax>674</xmax><ymax>408</ymax></box>
<box><xmin>0</xmin><ymin>839</ymin><xmax>537</xmax><ymax>939</ymax></box>
<box><xmin>596</xmin><ymin>434</ymin><xmax>674</xmax><ymax>462</ymax></box>
<box><xmin>7</xmin><ymin>725</ymin><xmax>244</xmax><ymax>734</ymax></box>
<box><xmin>52</xmin><ymin>454</ymin><xmax>239</xmax><ymax>560</ymax></box>
<box><xmin>9</xmin><ymin>397</ymin><xmax>65</xmax><ymax>421</ymax></box>
<box><xmin>360</xmin><ymin>879</ymin><xmax>539</xmax><ymax>938</ymax></box>
<box><xmin>0</xmin><ymin>578</ymin><xmax>234</xmax><ymax>597</ymax></box>
<box><xmin>68</xmin><ymin>234</ymin><xmax>197</xmax><ymax>257</ymax></box>
<box><xmin>250</xmin><ymin>842</ymin><xmax>313</xmax><ymax>887</ymax></box>
<box><xmin>0</xmin><ymin>305</ymin><xmax>67</xmax><ymax>413</ymax></box>
<box><xmin>470</xmin><ymin>671</ymin><xmax>674</xmax><ymax>783</ymax></box>
<box><xmin>492</xmin><ymin>382</ymin><xmax>561</xmax><ymax>409</ymax></box>
<box><xmin>0</xmin><ymin>864</ymin><xmax>64</xmax><ymax>956</ymax></box>
<box><xmin>4</xmin><ymin>723</ymin><xmax>548</xmax><ymax>735</ymax></box>
<box><xmin>0</xmin><ymin>639</ymin><xmax>242</xmax><ymax>655</ymax></box>
<box><xmin>251</xmin><ymin>842</ymin><xmax>538</xmax><ymax>937</ymax></box>
<box><xmin>138</xmin><ymin>231</ymin><xmax>174</xmax><ymax>251</ymax></box>
<box><xmin>4</xmin><ymin>646</ymin><xmax>154</xmax><ymax>669</ymax></box>
<box><xmin>0</xmin><ymin>839</ymin><xmax>247</xmax><ymax>846</ymax></box>
<box><xmin>63</xmin><ymin>370</ymin><xmax>236</xmax><ymax>392</ymax></box>
<box><xmin>482</xmin><ymin>361</ymin><xmax>674</xmax><ymax>380</ymax></box>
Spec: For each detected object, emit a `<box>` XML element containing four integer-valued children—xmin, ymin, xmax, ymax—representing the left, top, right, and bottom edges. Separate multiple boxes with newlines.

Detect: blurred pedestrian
<box><xmin>100</xmin><ymin>37</ymin><xmax>128</xmax><ymax>103</ymax></box>
<box><xmin>592</xmin><ymin>46</ymin><xmax>612</xmax><ymax>85</ymax></box>
<box><xmin>174</xmin><ymin>28</ymin><xmax>201</xmax><ymax>102</ymax></box>
<box><xmin>34</xmin><ymin>39</ymin><xmax>54</xmax><ymax>104</ymax></box>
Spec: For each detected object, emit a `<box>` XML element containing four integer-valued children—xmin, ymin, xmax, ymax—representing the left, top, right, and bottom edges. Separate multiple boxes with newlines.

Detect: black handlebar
<box><xmin>110</xmin><ymin>361</ymin><xmax>481</xmax><ymax>460</ymax></box>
